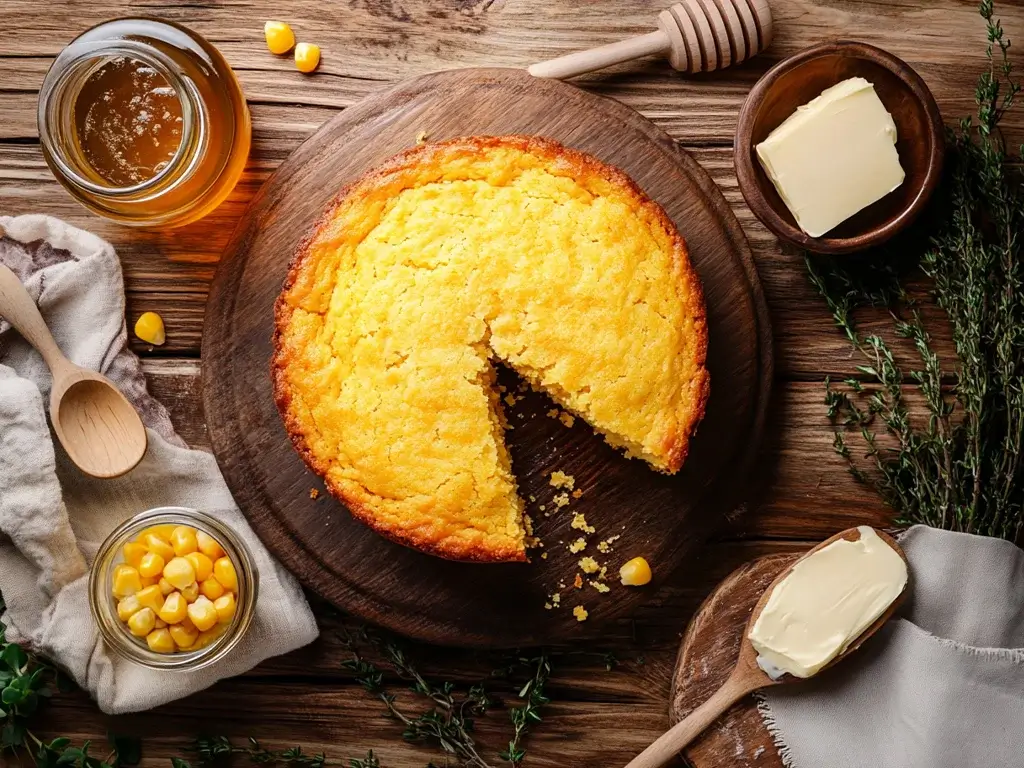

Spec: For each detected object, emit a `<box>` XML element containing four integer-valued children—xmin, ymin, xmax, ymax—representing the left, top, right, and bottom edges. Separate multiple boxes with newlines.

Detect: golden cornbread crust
<box><xmin>273</xmin><ymin>135</ymin><xmax>709</xmax><ymax>562</ymax></box>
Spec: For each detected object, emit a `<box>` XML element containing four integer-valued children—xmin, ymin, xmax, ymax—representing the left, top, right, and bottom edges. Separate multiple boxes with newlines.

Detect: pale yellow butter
<box><xmin>755</xmin><ymin>77</ymin><xmax>905</xmax><ymax>237</ymax></box>
<box><xmin>748</xmin><ymin>526</ymin><xmax>907</xmax><ymax>679</ymax></box>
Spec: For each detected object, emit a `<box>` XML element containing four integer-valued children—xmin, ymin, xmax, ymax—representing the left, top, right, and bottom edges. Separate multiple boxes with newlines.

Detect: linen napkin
<box><xmin>759</xmin><ymin>525</ymin><xmax>1024</xmax><ymax>768</ymax></box>
<box><xmin>0</xmin><ymin>214</ymin><xmax>319</xmax><ymax>715</ymax></box>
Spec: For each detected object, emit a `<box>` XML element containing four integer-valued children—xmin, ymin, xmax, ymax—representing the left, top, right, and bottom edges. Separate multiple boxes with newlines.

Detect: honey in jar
<box><xmin>38</xmin><ymin>18</ymin><xmax>251</xmax><ymax>228</ymax></box>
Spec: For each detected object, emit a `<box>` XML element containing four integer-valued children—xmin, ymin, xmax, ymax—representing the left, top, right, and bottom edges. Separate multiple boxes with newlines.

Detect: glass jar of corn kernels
<box><xmin>89</xmin><ymin>507</ymin><xmax>259</xmax><ymax>671</ymax></box>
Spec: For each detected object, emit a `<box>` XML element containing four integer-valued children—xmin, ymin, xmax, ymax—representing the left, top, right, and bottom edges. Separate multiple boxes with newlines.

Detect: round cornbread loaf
<box><xmin>273</xmin><ymin>135</ymin><xmax>709</xmax><ymax>562</ymax></box>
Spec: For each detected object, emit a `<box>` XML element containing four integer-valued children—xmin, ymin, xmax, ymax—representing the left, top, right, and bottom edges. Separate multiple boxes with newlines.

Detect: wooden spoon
<box><xmin>0</xmin><ymin>258</ymin><xmax>147</xmax><ymax>478</ymax></box>
<box><xmin>623</xmin><ymin>527</ymin><xmax>908</xmax><ymax>768</ymax></box>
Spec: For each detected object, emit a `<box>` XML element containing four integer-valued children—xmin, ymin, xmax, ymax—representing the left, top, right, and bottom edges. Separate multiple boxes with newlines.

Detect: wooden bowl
<box><xmin>734</xmin><ymin>41</ymin><xmax>945</xmax><ymax>254</ymax></box>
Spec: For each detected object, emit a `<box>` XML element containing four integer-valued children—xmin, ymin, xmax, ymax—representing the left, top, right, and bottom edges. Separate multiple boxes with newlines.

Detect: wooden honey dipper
<box><xmin>528</xmin><ymin>0</ymin><xmax>773</xmax><ymax>80</ymax></box>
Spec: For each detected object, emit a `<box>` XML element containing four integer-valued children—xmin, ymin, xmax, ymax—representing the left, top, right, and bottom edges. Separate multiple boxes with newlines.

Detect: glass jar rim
<box><xmin>37</xmin><ymin>39</ymin><xmax>200</xmax><ymax>198</ymax></box>
<box><xmin>89</xmin><ymin>506</ymin><xmax>259</xmax><ymax>671</ymax></box>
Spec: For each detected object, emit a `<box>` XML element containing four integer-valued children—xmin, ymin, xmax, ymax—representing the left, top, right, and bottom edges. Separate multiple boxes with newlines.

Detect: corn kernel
<box><xmin>181</xmin><ymin>581</ymin><xmax>200</xmax><ymax>602</ymax></box>
<box><xmin>122</xmin><ymin>541</ymin><xmax>148</xmax><ymax>568</ymax></box>
<box><xmin>112</xmin><ymin>565</ymin><xmax>143</xmax><ymax>597</ymax></box>
<box><xmin>134</xmin><ymin>312</ymin><xmax>165</xmax><ymax>346</ymax></box>
<box><xmin>264</xmin><ymin>21</ymin><xmax>296</xmax><ymax>55</ymax></box>
<box><xmin>146</xmin><ymin>628</ymin><xmax>175</xmax><ymax>653</ymax></box>
<box><xmin>145</xmin><ymin>524</ymin><xmax>178</xmax><ymax>540</ymax></box>
<box><xmin>158</xmin><ymin>592</ymin><xmax>188</xmax><ymax>624</ymax></box>
<box><xmin>116</xmin><ymin>595</ymin><xmax>142</xmax><ymax>622</ymax></box>
<box><xmin>294</xmin><ymin>42</ymin><xmax>320</xmax><ymax>74</ymax></box>
<box><xmin>192</xmin><ymin>624</ymin><xmax>227</xmax><ymax>650</ymax></box>
<box><xmin>158</xmin><ymin>577</ymin><xmax>174</xmax><ymax>596</ymax></box>
<box><xmin>185</xmin><ymin>552</ymin><xmax>213</xmax><ymax>582</ymax></box>
<box><xmin>200</xmin><ymin>577</ymin><xmax>225</xmax><ymax>601</ymax></box>
<box><xmin>140</xmin><ymin>574</ymin><xmax>160</xmax><ymax>588</ymax></box>
<box><xmin>163</xmin><ymin>557</ymin><xmax>196</xmax><ymax>590</ymax></box>
<box><xmin>127</xmin><ymin>607</ymin><xmax>156</xmax><ymax>637</ymax></box>
<box><xmin>142</xmin><ymin>533</ymin><xmax>175</xmax><ymax>562</ymax></box>
<box><xmin>138</xmin><ymin>552</ymin><xmax>165</xmax><ymax>578</ymax></box>
<box><xmin>136</xmin><ymin>584</ymin><xmax>165</xmax><ymax>613</ymax></box>
<box><xmin>196</xmin><ymin>531</ymin><xmax>225</xmax><ymax>560</ymax></box>
<box><xmin>171</xmin><ymin>526</ymin><xmax>198</xmax><ymax>557</ymax></box>
<box><xmin>154</xmin><ymin>618</ymin><xmax>168</xmax><ymax>629</ymax></box>
<box><xmin>213</xmin><ymin>557</ymin><xmax>238</xmax><ymax>592</ymax></box>
<box><xmin>169</xmin><ymin>622</ymin><xmax>199</xmax><ymax>649</ymax></box>
<box><xmin>187</xmin><ymin>596</ymin><xmax>219</xmax><ymax>631</ymax></box>
<box><xmin>619</xmin><ymin>557</ymin><xmax>652</xmax><ymax>587</ymax></box>
<box><xmin>213</xmin><ymin>593</ymin><xmax>236</xmax><ymax>624</ymax></box>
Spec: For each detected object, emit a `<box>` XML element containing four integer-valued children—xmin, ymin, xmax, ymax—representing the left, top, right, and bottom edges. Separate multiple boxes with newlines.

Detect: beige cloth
<box><xmin>760</xmin><ymin>525</ymin><xmax>1024</xmax><ymax>768</ymax></box>
<box><xmin>0</xmin><ymin>214</ymin><xmax>318</xmax><ymax>714</ymax></box>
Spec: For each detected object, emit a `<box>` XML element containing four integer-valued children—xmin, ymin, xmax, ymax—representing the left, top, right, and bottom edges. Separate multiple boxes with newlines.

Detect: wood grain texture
<box><xmin>202</xmin><ymin>67</ymin><xmax>772</xmax><ymax>646</ymax></box>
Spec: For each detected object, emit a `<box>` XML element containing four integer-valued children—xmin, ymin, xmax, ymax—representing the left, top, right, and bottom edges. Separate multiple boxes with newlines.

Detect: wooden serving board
<box><xmin>669</xmin><ymin>553</ymin><xmax>801</xmax><ymax>768</ymax></box>
<box><xmin>202</xmin><ymin>67</ymin><xmax>772</xmax><ymax>647</ymax></box>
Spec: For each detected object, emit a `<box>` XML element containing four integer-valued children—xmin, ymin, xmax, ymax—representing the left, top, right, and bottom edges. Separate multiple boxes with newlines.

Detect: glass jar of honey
<box><xmin>38</xmin><ymin>18</ymin><xmax>251</xmax><ymax>228</ymax></box>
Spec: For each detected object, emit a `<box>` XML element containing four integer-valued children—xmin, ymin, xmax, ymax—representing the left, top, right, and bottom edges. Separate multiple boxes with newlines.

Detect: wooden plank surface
<box><xmin>2</xmin><ymin>0</ymin><xmax>1019</xmax><ymax>764</ymax></box>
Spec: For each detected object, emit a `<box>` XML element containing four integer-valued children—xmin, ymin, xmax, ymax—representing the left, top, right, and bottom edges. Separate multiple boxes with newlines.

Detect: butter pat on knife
<box><xmin>756</xmin><ymin>77</ymin><xmax>905</xmax><ymax>238</ymax></box>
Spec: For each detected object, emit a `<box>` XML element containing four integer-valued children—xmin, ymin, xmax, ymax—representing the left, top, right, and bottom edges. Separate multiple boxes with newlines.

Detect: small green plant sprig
<box><xmin>809</xmin><ymin>0</ymin><xmax>1024</xmax><ymax>542</ymax></box>
<box><xmin>172</xmin><ymin>736</ymin><xmax>380</xmax><ymax>768</ymax></box>
<box><xmin>341</xmin><ymin>628</ymin><xmax>551</xmax><ymax>768</ymax></box>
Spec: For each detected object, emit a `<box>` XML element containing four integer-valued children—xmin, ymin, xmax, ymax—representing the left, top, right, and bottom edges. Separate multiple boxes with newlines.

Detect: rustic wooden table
<box><xmin>3</xmin><ymin>1</ymin><xmax>1023</xmax><ymax>766</ymax></box>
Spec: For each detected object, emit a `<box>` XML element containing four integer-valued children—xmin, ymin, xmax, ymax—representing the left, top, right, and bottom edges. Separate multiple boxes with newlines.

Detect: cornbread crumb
<box><xmin>559</xmin><ymin>413</ymin><xmax>575</xmax><ymax>428</ymax></box>
<box><xmin>540</xmin><ymin>552</ymin><xmax>548</xmax><ymax>560</ymax></box>
<box><xmin>597</xmin><ymin>535</ymin><xmax>622</xmax><ymax>554</ymax></box>
<box><xmin>551</xmin><ymin>593</ymin><xmax>561</xmax><ymax>606</ymax></box>
<box><xmin>539</xmin><ymin>505</ymin><xmax>546</xmax><ymax>512</ymax></box>
<box><xmin>415</xmin><ymin>130</ymin><xmax>428</xmax><ymax>144</ymax></box>
<box><xmin>504</xmin><ymin>394</ymin><xmax>518</xmax><ymax>407</ymax></box>
<box><xmin>591</xmin><ymin>581</ymin><xmax>611</xmax><ymax>593</ymax></box>
<box><xmin>573</xmin><ymin>605</ymin><xmax>588</xmax><ymax>622</ymax></box>
<box><xmin>544</xmin><ymin>602</ymin><xmax>553</xmax><ymax>610</ymax></box>
<box><xmin>579</xmin><ymin>557</ymin><xmax>599</xmax><ymax>574</ymax></box>
<box><xmin>571</xmin><ymin>513</ymin><xmax>596</xmax><ymax>534</ymax></box>
<box><xmin>568</xmin><ymin>538</ymin><xmax>587</xmax><ymax>554</ymax></box>
<box><xmin>529</xmin><ymin>495</ymin><xmax>536</xmax><ymax>502</ymax></box>
<box><xmin>571</xmin><ymin>489</ymin><xmax>583</xmax><ymax>499</ymax></box>
<box><xmin>553</xmin><ymin>492</ymin><xmax>570</xmax><ymax>509</ymax></box>
<box><xmin>573</xmin><ymin>573</ymin><xmax>583</xmax><ymax>589</ymax></box>
<box><xmin>546</xmin><ymin>409</ymin><xmax>559</xmax><ymax>419</ymax></box>
<box><xmin>309</xmin><ymin>488</ymin><xmax>319</xmax><ymax>500</ymax></box>
<box><xmin>549</xmin><ymin>471</ymin><xmax>575</xmax><ymax>490</ymax></box>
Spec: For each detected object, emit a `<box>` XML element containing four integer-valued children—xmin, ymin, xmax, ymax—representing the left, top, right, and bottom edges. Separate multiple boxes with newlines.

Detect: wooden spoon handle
<box><xmin>0</xmin><ymin>262</ymin><xmax>70</xmax><ymax>373</ymax></box>
<box><xmin>623</xmin><ymin>671</ymin><xmax>759</xmax><ymax>768</ymax></box>
<box><xmin>528</xmin><ymin>30</ymin><xmax>669</xmax><ymax>79</ymax></box>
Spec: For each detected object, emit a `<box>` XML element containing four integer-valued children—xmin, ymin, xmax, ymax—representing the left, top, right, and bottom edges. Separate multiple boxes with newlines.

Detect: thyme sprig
<box><xmin>341</xmin><ymin>629</ymin><xmax>551</xmax><ymax>768</ymax></box>
<box><xmin>809</xmin><ymin>0</ymin><xmax>1024</xmax><ymax>541</ymax></box>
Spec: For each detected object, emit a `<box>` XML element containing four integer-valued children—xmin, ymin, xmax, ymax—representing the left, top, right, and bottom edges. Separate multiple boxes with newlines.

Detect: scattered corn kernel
<box><xmin>122</xmin><ymin>541</ymin><xmax>148</xmax><ymax>568</ymax></box>
<box><xmin>170</xmin><ymin>622</ymin><xmax>199</xmax><ymax>649</ymax></box>
<box><xmin>145</xmin><ymin>524</ymin><xmax>179</xmax><ymax>540</ymax></box>
<box><xmin>138</xmin><ymin>552</ymin><xmax>165</xmax><ymax>578</ymax></box>
<box><xmin>264</xmin><ymin>21</ymin><xmax>296</xmax><ymax>55</ymax></box>
<box><xmin>142</xmin><ymin>533</ymin><xmax>175</xmax><ymax>562</ymax></box>
<box><xmin>158</xmin><ymin>592</ymin><xmax>189</xmax><ymax>624</ymax></box>
<box><xmin>116</xmin><ymin>595</ymin><xmax>142</xmax><ymax>622</ymax></box>
<box><xmin>196</xmin><ymin>531</ymin><xmax>225</xmax><ymax>560</ymax></box>
<box><xmin>112</xmin><ymin>565</ymin><xmax>143</xmax><ymax>597</ymax></box>
<box><xmin>185</xmin><ymin>552</ymin><xmax>213</xmax><ymax>582</ymax></box>
<box><xmin>158</xmin><ymin>577</ymin><xmax>174</xmax><ymax>596</ymax></box>
<box><xmin>127</xmin><ymin>607</ymin><xmax>156</xmax><ymax>637</ymax></box>
<box><xmin>200</xmin><ymin>577</ymin><xmax>225</xmax><ymax>601</ymax></box>
<box><xmin>154</xmin><ymin>618</ymin><xmax>168</xmax><ymax>629</ymax></box>
<box><xmin>163</xmin><ymin>557</ymin><xmax>196</xmax><ymax>590</ymax></box>
<box><xmin>180</xmin><ymin>581</ymin><xmax>200</xmax><ymax>602</ymax></box>
<box><xmin>146</xmin><ymin>628</ymin><xmax>175</xmax><ymax>653</ymax></box>
<box><xmin>134</xmin><ymin>312</ymin><xmax>166</xmax><ymax>346</ymax></box>
<box><xmin>294</xmin><ymin>42</ymin><xmax>320</xmax><ymax>74</ymax></box>
<box><xmin>187</xmin><ymin>596</ymin><xmax>219</xmax><ymax>631</ymax></box>
<box><xmin>619</xmin><ymin>557</ymin><xmax>652</xmax><ymax>587</ymax></box>
<box><xmin>171</xmin><ymin>526</ymin><xmax>199</xmax><ymax>557</ymax></box>
<box><xmin>213</xmin><ymin>557</ymin><xmax>238</xmax><ymax>591</ymax></box>
<box><xmin>213</xmin><ymin>593</ymin><xmax>236</xmax><ymax>624</ymax></box>
<box><xmin>573</xmin><ymin>605</ymin><xmax>589</xmax><ymax>622</ymax></box>
<box><xmin>136</xmin><ymin>584</ymin><xmax>165</xmax><ymax>613</ymax></box>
